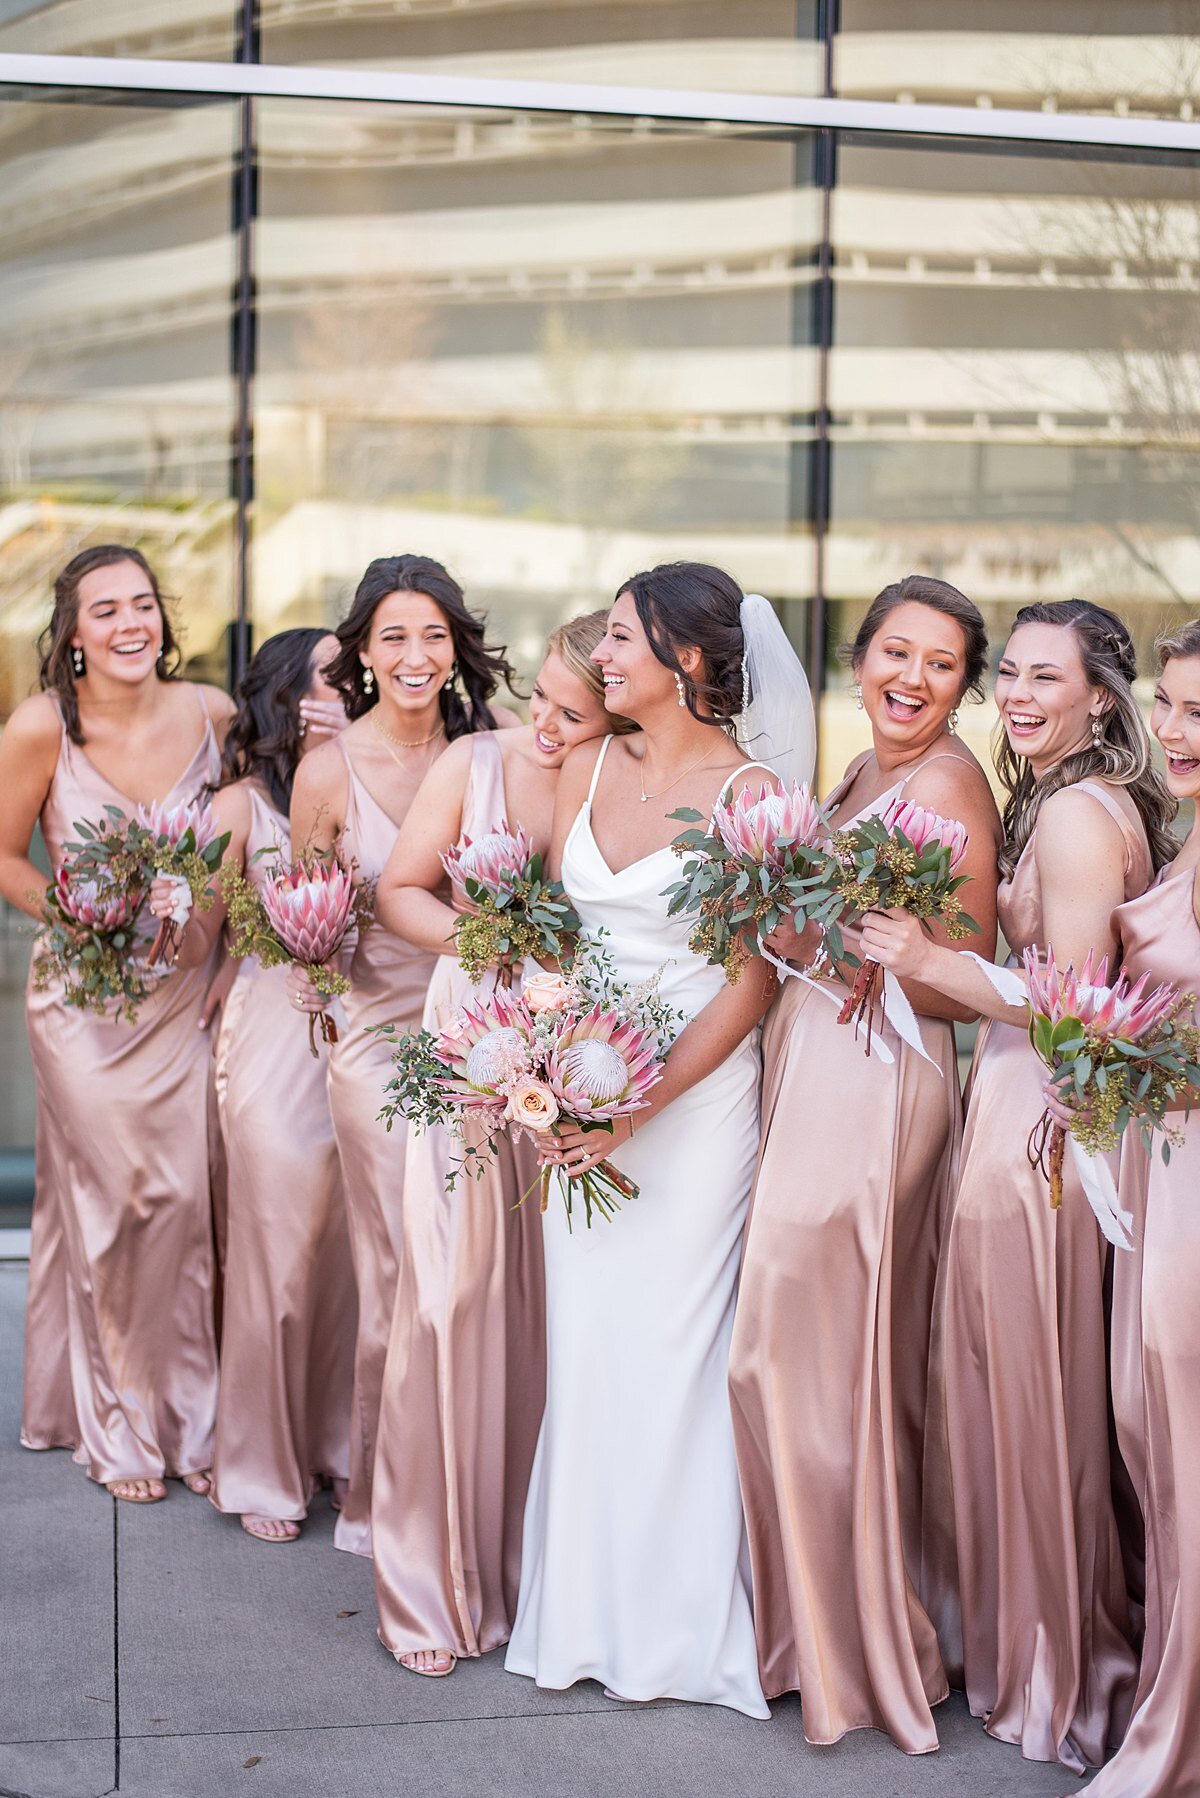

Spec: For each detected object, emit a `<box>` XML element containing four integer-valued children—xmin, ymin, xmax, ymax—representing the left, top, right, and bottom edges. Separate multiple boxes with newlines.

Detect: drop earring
<box><xmin>71</xmin><ymin>645</ymin><xmax>85</xmax><ymax>677</ymax></box>
<box><xmin>948</xmin><ymin>708</ymin><xmax>959</xmax><ymax>734</ymax></box>
<box><xmin>854</xmin><ymin>682</ymin><xmax>864</xmax><ymax>711</ymax></box>
<box><xmin>1092</xmin><ymin>717</ymin><xmax>1104</xmax><ymax>745</ymax></box>
<box><xmin>362</xmin><ymin>665</ymin><xmax>375</xmax><ymax>695</ymax></box>
<box><xmin>674</xmin><ymin>672</ymin><xmax>687</xmax><ymax>708</ymax></box>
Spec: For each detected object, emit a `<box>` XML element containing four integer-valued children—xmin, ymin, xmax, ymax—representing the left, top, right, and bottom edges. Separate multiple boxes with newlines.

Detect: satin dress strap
<box><xmin>462</xmin><ymin>731</ymin><xmax>507</xmax><ymax>837</ymax></box>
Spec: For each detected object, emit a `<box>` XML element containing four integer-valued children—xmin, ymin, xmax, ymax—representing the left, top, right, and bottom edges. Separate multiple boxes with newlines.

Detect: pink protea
<box><xmin>545</xmin><ymin>1002</ymin><xmax>665</xmax><ymax>1121</ymax></box>
<box><xmin>714</xmin><ymin>781</ymin><xmax>826</xmax><ymax>874</ymax></box>
<box><xmin>261</xmin><ymin>861</ymin><xmax>356</xmax><ymax>966</ymax></box>
<box><xmin>440</xmin><ymin>821</ymin><xmax>535</xmax><ymax>904</ymax></box>
<box><xmin>137</xmin><ymin>798</ymin><xmax>220</xmax><ymax>854</ymax></box>
<box><xmin>55</xmin><ymin>867</ymin><xmax>140</xmax><ymax>932</ymax></box>
<box><xmin>435</xmin><ymin>988</ymin><xmax>536</xmax><ymax>1113</ymax></box>
<box><xmin>1023</xmin><ymin>946</ymin><xmax>1179</xmax><ymax>1042</ymax></box>
<box><xmin>880</xmin><ymin>795</ymin><xmax>968</xmax><ymax>873</ymax></box>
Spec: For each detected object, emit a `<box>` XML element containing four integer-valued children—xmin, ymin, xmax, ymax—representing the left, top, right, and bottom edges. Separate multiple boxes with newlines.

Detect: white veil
<box><xmin>737</xmin><ymin>592</ymin><xmax>817</xmax><ymax>789</ymax></box>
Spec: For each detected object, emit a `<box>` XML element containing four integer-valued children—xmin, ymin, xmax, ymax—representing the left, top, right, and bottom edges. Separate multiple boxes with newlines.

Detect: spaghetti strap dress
<box><xmin>208</xmin><ymin>783</ymin><xmax>357</xmax><ymax>1523</ymax></box>
<box><xmin>22</xmin><ymin>689</ymin><xmax>221</xmax><ymax>1486</ymax></box>
<box><xmin>326</xmin><ymin>739</ymin><xmax>436</xmax><ymax>1555</ymax></box>
<box><xmin>372</xmin><ymin>731</ymin><xmax>544</xmax><ymax>1661</ymax></box>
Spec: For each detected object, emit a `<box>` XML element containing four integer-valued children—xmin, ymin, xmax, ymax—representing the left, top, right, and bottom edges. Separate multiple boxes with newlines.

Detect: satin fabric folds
<box><xmin>729</xmin><ymin>762</ymin><xmax>959</xmax><ymax>1754</ymax></box>
<box><xmin>922</xmin><ymin>779</ymin><xmax>1148</xmax><ymax>1774</ymax></box>
<box><xmin>22</xmin><ymin>698</ymin><xmax>220</xmax><ymax>1486</ymax></box>
<box><xmin>209</xmin><ymin>786</ymin><xmax>356</xmax><ymax>1523</ymax></box>
<box><xmin>327</xmin><ymin>742</ymin><xmax>435</xmax><ymax>1555</ymax></box>
<box><xmin>372</xmin><ymin>732</ymin><xmax>545</xmax><ymax>1662</ymax></box>
<box><xmin>1087</xmin><ymin>863</ymin><xmax>1200</xmax><ymax>1796</ymax></box>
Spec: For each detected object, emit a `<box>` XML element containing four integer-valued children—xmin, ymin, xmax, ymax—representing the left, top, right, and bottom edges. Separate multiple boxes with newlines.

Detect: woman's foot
<box><xmin>180</xmin><ymin>1470</ymin><xmax>212</xmax><ymax>1497</ymax></box>
<box><xmin>107</xmin><ymin>1477</ymin><xmax>167</xmax><ymax>1503</ymax></box>
<box><xmin>241</xmin><ymin>1515</ymin><xmax>301</xmax><ymax>1544</ymax></box>
<box><xmin>399</xmin><ymin>1650</ymin><xmax>457</xmax><ymax>1678</ymax></box>
<box><xmin>330</xmin><ymin>1477</ymin><xmax>349</xmax><ymax>1513</ymax></box>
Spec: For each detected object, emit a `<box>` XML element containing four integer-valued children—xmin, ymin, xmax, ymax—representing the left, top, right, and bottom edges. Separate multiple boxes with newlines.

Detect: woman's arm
<box><xmin>0</xmin><ymin>697</ymin><xmax>63</xmax><ymax>919</ymax></box>
<box><xmin>289</xmin><ymin>740</ymin><xmax>347</xmax><ymax>860</ymax></box>
<box><xmin>375</xmin><ymin>736</ymin><xmax>473</xmax><ymax>954</ymax></box>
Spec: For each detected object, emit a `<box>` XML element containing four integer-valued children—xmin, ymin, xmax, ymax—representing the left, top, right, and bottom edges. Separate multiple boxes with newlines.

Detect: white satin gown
<box><xmin>505</xmin><ymin>738</ymin><xmax>770</xmax><ymax>1718</ymax></box>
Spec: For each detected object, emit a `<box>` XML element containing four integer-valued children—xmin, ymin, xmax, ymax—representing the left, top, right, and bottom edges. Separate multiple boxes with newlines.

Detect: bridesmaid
<box><xmin>370</xmin><ymin>611</ymin><xmax>632</xmax><ymax>1677</ymax></box>
<box><xmin>290</xmin><ymin>553</ymin><xmax>519</xmax><ymax>1556</ymax></box>
<box><xmin>171</xmin><ymin>628</ymin><xmax>358</xmax><ymax>1542</ymax></box>
<box><xmin>729</xmin><ymin>574</ymin><xmax>1001</xmax><ymax>1754</ymax></box>
<box><xmin>0</xmin><ymin>544</ymin><xmax>232</xmax><ymax>1502</ymax></box>
<box><xmin>1082</xmin><ymin>619</ymin><xmax>1200</xmax><ymax>1795</ymax></box>
<box><xmin>861</xmin><ymin>598</ymin><xmax>1176</xmax><ymax>1773</ymax></box>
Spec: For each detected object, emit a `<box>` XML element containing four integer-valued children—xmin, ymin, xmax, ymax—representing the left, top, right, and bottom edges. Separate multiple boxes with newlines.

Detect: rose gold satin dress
<box><xmin>1086</xmin><ymin>860</ymin><xmax>1200</xmax><ymax>1795</ymax></box>
<box><xmin>327</xmin><ymin>740</ymin><xmax>436</xmax><ymax>1555</ymax></box>
<box><xmin>730</xmin><ymin>756</ymin><xmax>971</xmax><ymax>1753</ymax></box>
<box><xmin>22</xmin><ymin>693</ymin><xmax>220</xmax><ymax>1486</ymax></box>
<box><xmin>208</xmin><ymin>784</ymin><xmax>357</xmax><ymax>1523</ymax></box>
<box><xmin>923</xmin><ymin>779</ymin><xmax>1148</xmax><ymax>1774</ymax></box>
<box><xmin>372</xmin><ymin>733</ymin><xmax>545</xmax><ymax>1661</ymax></box>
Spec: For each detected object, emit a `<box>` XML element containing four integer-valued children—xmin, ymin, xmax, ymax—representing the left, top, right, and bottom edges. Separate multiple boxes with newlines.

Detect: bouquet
<box><xmin>665</xmin><ymin>781</ymin><xmax>835</xmax><ymax>982</ymax></box>
<box><xmin>220</xmin><ymin>854</ymin><xmax>374</xmax><ymax>1056</ymax></box>
<box><xmin>32</xmin><ymin>800</ymin><xmax>229</xmax><ymax>1022</ymax></box>
<box><xmin>379</xmin><ymin>938</ymin><xmax>680</xmax><ymax>1229</ymax></box>
<box><xmin>820</xmin><ymin>798</ymin><xmax>975</xmax><ymax>1053</ymax></box>
<box><xmin>440</xmin><ymin>822</ymin><xmax>580</xmax><ymax>984</ymax></box>
<box><xmin>1024</xmin><ymin>946</ymin><xmax>1200</xmax><ymax>1212</ymax></box>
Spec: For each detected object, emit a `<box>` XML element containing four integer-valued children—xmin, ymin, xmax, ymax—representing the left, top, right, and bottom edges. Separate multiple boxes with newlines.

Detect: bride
<box><xmin>504</xmin><ymin>561</ymin><xmax>814</xmax><ymax>1715</ymax></box>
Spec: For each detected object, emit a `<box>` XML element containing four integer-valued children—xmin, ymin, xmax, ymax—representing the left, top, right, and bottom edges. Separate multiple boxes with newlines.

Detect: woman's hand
<box><xmin>298</xmin><ymin>697</ymin><xmax>348</xmax><ymax>744</ymax></box>
<box><xmin>536</xmin><ymin>1116</ymin><xmax>635</xmax><ymax>1179</ymax></box>
<box><xmin>858</xmin><ymin>908</ymin><xmax>934</xmax><ymax>982</ymax></box>
<box><xmin>148</xmin><ymin>874</ymin><xmax>193</xmax><ymax>925</ymax></box>
<box><xmin>761</xmin><ymin>915</ymin><xmax>822</xmax><ymax>968</ymax></box>
<box><xmin>286</xmin><ymin>961</ymin><xmax>331</xmax><ymax>1015</ymax></box>
<box><xmin>1042</xmin><ymin>1077</ymin><xmax>1090</xmax><ymax>1132</ymax></box>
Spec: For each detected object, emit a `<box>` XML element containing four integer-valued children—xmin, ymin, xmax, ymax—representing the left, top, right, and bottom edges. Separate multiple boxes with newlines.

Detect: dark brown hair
<box><xmin>37</xmin><ymin>544</ymin><xmax>181</xmax><ymax>745</ymax></box>
<box><xmin>996</xmin><ymin>598</ymin><xmax>1177</xmax><ymax>877</ymax></box>
<box><xmin>218</xmin><ymin>627</ymin><xmax>339</xmax><ymax>815</ymax></box>
<box><xmin>618</xmin><ymin>561</ymin><xmax>744</xmax><ymax>730</ymax></box>
<box><xmin>323</xmin><ymin>553</ymin><xmax>517</xmax><ymax>739</ymax></box>
<box><xmin>844</xmin><ymin>573</ymin><xmax>988</xmax><ymax>703</ymax></box>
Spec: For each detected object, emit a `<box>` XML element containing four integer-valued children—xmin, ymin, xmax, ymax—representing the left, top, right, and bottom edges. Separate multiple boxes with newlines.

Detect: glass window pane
<box><xmin>0</xmin><ymin>2</ymin><xmax>238</xmax><ymax>59</ymax></box>
<box><xmin>254</xmin><ymin>98</ymin><xmax>817</xmax><ymax>680</ymax></box>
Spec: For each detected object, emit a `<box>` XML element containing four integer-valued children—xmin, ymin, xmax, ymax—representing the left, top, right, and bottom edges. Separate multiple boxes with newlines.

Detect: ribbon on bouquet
<box><xmin>758</xmin><ymin>942</ymin><xmax>937</xmax><ymax>1069</ymax></box>
<box><xmin>962</xmin><ymin>952</ymin><xmax>1137</xmax><ymax>1252</ymax></box>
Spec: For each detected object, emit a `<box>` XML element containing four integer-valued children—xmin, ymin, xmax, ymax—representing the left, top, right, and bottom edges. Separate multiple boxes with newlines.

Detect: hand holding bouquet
<box><xmin>138</xmin><ymin>800</ymin><xmax>228</xmax><ymax>965</ymax></box>
<box><xmin>1025</xmin><ymin>946</ymin><xmax>1200</xmax><ymax>1215</ymax></box>
<box><xmin>665</xmin><ymin>781</ymin><xmax>834</xmax><ymax>982</ymax></box>
<box><xmin>440</xmin><ymin>822</ymin><xmax>580</xmax><ymax>985</ymax></box>
<box><xmin>220</xmin><ymin>854</ymin><xmax>373</xmax><ymax>1055</ymax></box>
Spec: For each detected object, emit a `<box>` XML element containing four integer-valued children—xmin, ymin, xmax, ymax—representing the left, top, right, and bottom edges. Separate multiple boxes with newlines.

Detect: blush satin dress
<box><xmin>729</xmin><ymin>752</ymin><xmax>974</xmax><ymax>1753</ymax></box>
<box><xmin>372</xmin><ymin>732</ymin><xmax>545</xmax><ymax>1662</ymax></box>
<box><xmin>22</xmin><ymin>690</ymin><xmax>221</xmax><ymax>1487</ymax></box>
<box><xmin>326</xmin><ymin>738</ymin><xmax>436</xmax><ymax>1555</ymax></box>
<box><xmin>922</xmin><ymin>780</ymin><xmax>1148</xmax><ymax>1773</ymax></box>
<box><xmin>208</xmin><ymin>783</ymin><xmax>357</xmax><ymax>1524</ymax></box>
<box><xmin>1085</xmin><ymin>858</ymin><xmax>1200</xmax><ymax>1795</ymax></box>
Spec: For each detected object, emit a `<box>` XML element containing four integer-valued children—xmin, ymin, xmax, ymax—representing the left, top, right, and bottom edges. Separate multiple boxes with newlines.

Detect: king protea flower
<box><xmin>1023</xmin><ymin>946</ymin><xmax>1178</xmax><ymax>1042</ymax></box>
<box><xmin>54</xmin><ymin>868</ymin><xmax>140</xmax><ymax>932</ymax></box>
<box><xmin>262</xmin><ymin>861</ymin><xmax>356</xmax><ymax>965</ymax></box>
<box><xmin>545</xmin><ymin>1003</ymin><xmax>665</xmax><ymax>1120</ymax></box>
<box><xmin>137</xmin><ymin>798</ymin><xmax>220</xmax><ymax>854</ymax></box>
<box><xmin>714</xmin><ymin>781</ymin><xmax>826</xmax><ymax>874</ymax></box>
<box><xmin>879</xmin><ymin>795</ymin><xmax>968</xmax><ymax>873</ymax></box>
<box><xmin>441</xmin><ymin>822</ymin><xmax>535</xmax><ymax>904</ymax></box>
<box><xmin>435</xmin><ymin>988</ymin><xmax>536</xmax><ymax>1114</ymax></box>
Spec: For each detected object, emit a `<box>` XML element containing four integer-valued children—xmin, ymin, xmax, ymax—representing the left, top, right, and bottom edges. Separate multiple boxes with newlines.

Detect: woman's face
<box><xmin>71</xmin><ymin>559</ymin><xmax>164</xmax><ymax>687</ymax></box>
<box><xmin>1151</xmin><ymin>654</ymin><xmax>1200</xmax><ymax>802</ymax></box>
<box><xmin>361</xmin><ymin>590</ymin><xmax>455</xmax><ymax>716</ymax></box>
<box><xmin>856</xmin><ymin>600</ymin><xmax>967</xmax><ymax>756</ymax></box>
<box><xmin>591</xmin><ymin>591</ymin><xmax>680</xmax><ymax>722</ymax></box>
<box><xmin>994</xmin><ymin>620</ymin><xmax>1108</xmax><ymax>778</ymax></box>
<box><xmin>528</xmin><ymin>649</ymin><xmax>609</xmax><ymax>767</ymax></box>
<box><xmin>306</xmin><ymin>634</ymin><xmax>341</xmax><ymax>706</ymax></box>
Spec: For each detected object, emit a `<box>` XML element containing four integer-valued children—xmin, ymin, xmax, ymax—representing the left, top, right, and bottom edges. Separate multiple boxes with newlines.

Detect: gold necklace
<box><xmin>370</xmin><ymin>711</ymin><xmax>445</xmax><ymax>771</ymax></box>
<box><xmin>638</xmin><ymin>739</ymin><xmax>719</xmax><ymax>803</ymax></box>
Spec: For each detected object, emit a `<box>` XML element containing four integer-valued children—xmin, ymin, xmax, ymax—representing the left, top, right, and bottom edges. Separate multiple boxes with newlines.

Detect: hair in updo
<box><xmin>1156</xmin><ymin>615</ymin><xmax>1200</xmax><ymax>670</ymax></box>
<box><xmin>996</xmin><ymin>598</ymin><xmax>1176</xmax><ymax>878</ymax></box>
<box><xmin>844</xmin><ymin>573</ymin><xmax>988</xmax><ymax>703</ymax></box>
<box><xmin>218</xmin><ymin>627</ymin><xmax>337</xmax><ymax>815</ymax></box>
<box><xmin>544</xmin><ymin>610</ymin><xmax>637</xmax><ymax>735</ymax></box>
<box><xmin>618</xmin><ymin>561</ymin><xmax>744</xmax><ymax>732</ymax></box>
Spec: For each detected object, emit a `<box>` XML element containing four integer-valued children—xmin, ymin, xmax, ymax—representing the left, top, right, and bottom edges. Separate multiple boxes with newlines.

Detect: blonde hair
<box><xmin>545</xmin><ymin>610</ymin><xmax>637</xmax><ymax>734</ymax></box>
<box><xmin>1156</xmin><ymin>616</ymin><xmax>1200</xmax><ymax>670</ymax></box>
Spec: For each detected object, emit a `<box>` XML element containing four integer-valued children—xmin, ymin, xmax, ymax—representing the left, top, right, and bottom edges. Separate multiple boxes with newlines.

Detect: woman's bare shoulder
<box><xmin>1</xmin><ymin>691</ymin><xmax>62</xmax><ymax>753</ymax></box>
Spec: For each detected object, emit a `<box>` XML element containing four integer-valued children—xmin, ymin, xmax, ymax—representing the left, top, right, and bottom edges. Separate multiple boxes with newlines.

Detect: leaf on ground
<box><xmin>336</xmin><ymin>1609</ymin><xmax>360</xmax><ymax>1618</ymax></box>
<box><xmin>243</xmin><ymin>1755</ymin><xmax>262</xmax><ymax>1768</ymax></box>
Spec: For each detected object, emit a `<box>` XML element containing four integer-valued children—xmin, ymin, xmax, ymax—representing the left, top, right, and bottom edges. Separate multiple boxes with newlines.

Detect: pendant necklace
<box><xmin>638</xmin><ymin>739</ymin><xmax>718</xmax><ymax>803</ymax></box>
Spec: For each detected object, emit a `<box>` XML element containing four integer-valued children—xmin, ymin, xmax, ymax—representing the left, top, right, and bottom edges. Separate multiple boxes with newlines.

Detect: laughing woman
<box><xmin>0</xmin><ymin>545</ymin><xmax>232</xmax><ymax>1504</ymax></box>
<box><xmin>369</xmin><ymin>612</ymin><xmax>632</xmax><ymax>1678</ymax></box>
<box><xmin>729</xmin><ymin>575</ymin><xmax>1000</xmax><ymax>1754</ymax></box>
<box><xmin>290</xmin><ymin>555</ymin><xmax>519</xmax><ymax>1556</ymax></box>
<box><xmin>860</xmin><ymin>599</ymin><xmax>1175</xmax><ymax>1774</ymax></box>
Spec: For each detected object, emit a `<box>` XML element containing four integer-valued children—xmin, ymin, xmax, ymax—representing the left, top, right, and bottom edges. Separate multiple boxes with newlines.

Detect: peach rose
<box><xmin>504</xmin><ymin>1077</ymin><xmax>560</xmax><ymax>1131</ymax></box>
<box><xmin>523</xmin><ymin>970</ymin><xmax>573</xmax><ymax>1014</ymax></box>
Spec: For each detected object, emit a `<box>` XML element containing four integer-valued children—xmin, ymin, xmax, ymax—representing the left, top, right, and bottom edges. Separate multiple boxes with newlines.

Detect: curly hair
<box><xmin>617</xmin><ymin>561</ymin><xmax>745</xmax><ymax>731</ymax></box>
<box><xmin>37</xmin><ymin>544</ymin><xmax>181</xmax><ymax>745</ymax></box>
<box><xmin>218</xmin><ymin>627</ymin><xmax>338</xmax><ymax>815</ymax></box>
<box><xmin>996</xmin><ymin>599</ymin><xmax>1177</xmax><ymax>878</ymax></box>
<box><xmin>323</xmin><ymin>554</ymin><xmax>518</xmax><ymax>739</ymax></box>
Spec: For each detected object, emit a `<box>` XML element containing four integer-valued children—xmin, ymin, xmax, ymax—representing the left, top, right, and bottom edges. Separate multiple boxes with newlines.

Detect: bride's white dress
<box><xmin>505</xmin><ymin>739</ymin><xmax>770</xmax><ymax>1718</ymax></box>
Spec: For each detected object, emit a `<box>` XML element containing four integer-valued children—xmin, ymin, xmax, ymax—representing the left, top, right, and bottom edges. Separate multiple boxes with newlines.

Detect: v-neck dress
<box><xmin>21</xmin><ymin>691</ymin><xmax>221</xmax><ymax>1485</ymax></box>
